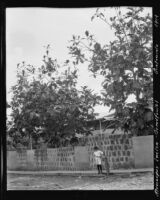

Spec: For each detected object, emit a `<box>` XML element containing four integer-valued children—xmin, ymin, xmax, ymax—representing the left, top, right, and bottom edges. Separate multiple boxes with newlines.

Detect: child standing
<box><xmin>93</xmin><ymin>146</ymin><xmax>104</xmax><ymax>174</ymax></box>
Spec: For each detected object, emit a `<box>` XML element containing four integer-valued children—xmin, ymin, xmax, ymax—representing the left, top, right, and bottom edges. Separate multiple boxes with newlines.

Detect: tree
<box><xmin>68</xmin><ymin>7</ymin><xmax>153</xmax><ymax>135</ymax></box>
<box><xmin>8</xmin><ymin>46</ymin><xmax>101</xmax><ymax>148</ymax></box>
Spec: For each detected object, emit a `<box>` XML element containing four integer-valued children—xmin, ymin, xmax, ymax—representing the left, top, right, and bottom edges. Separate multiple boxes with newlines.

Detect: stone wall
<box><xmin>47</xmin><ymin>147</ymin><xmax>75</xmax><ymax>170</ymax></box>
<box><xmin>7</xmin><ymin>134</ymin><xmax>153</xmax><ymax>171</ymax></box>
<box><xmin>81</xmin><ymin>133</ymin><xmax>134</xmax><ymax>170</ymax></box>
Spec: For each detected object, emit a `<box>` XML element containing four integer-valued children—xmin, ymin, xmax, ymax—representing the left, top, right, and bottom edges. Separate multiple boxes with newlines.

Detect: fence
<box><xmin>7</xmin><ymin>134</ymin><xmax>153</xmax><ymax>171</ymax></box>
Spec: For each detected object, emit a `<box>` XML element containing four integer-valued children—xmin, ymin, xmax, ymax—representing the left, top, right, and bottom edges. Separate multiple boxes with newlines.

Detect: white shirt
<box><xmin>93</xmin><ymin>150</ymin><xmax>103</xmax><ymax>165</ymax></box>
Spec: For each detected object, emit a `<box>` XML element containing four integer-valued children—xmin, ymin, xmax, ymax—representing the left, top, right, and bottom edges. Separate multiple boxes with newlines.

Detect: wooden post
<box><xmin>99</xmin><ymin>119</ymin><xmax>102</xmax><ymax>134</ymax></box>
<box><xmin>29</xmin><ymin>134</ymin><xmax>32</xmax><ymax>150</ymax></box>
<box><xmin>30</xmin><ymin>136</ymin><xmax>32</xmax><ymax>150</ymax></box>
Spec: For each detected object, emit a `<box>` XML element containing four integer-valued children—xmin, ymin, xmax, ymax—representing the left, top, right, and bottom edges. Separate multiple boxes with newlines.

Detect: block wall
<box><xmin>16</xmin><ymin>149</ymin><xmax>28</xmax><ymax>170</ymax></box>
<box><xmin>47</xmin><ymin>147</ymin><xmax>75</xmax><ymax>170</ymax></box>
<box><xmin>7</xmin><ymin>134</ymin><xmax>153</xmax><ymax>171</ymax></box>
<box><xmin>80</xmin><ymin>133</ymin><xmax>135</xmax><ymax>169</ymax></box>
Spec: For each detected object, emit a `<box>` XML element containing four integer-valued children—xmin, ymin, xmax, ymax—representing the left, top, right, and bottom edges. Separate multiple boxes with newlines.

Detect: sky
<box><xmin>6</xmin><ymin>7</ymin><xmax>152</xmax><ymax>118</ymax></box>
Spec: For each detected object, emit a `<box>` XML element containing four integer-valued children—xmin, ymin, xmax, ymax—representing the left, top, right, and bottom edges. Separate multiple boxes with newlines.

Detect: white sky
<box><xmin>6</xmin><ymin>7</ymin><xmax>152</xmax><ymax>117</ymax></box>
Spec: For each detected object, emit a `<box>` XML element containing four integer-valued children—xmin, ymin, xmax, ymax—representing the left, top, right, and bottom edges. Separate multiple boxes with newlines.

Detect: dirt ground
<box><xmin>7</xmin><ymin>172</ymin><xmax>153</xmax><ymax>190</ymax></box>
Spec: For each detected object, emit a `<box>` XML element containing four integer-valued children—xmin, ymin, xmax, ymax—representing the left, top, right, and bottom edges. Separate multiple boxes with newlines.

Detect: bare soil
<box><xmin>7</xmin><ymin>172</ymin><xmax>153</xmax><ymax>190</ymax></box>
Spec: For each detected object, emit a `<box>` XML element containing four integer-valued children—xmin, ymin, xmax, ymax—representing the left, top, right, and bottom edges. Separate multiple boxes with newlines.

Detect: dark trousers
<box><xmin>97</xmin><ymin>164</ymin><xmax>102</xmax><ymax>174</ymax></box>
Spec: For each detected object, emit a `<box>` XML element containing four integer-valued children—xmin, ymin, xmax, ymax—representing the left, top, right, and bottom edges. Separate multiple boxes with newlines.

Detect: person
<box><xmin>93</xmin><ymin>146</ymin><xmax>104</xmax><ymax>174</ymax></box>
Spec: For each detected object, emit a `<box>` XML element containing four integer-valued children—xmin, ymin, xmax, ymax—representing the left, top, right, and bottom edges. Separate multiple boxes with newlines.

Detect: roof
<box><xmin>91</xmin><ymin>112</ymin><xmax>115</xmax><ymax>122</ymax></box>
<box><xmin>103</xmin><ymin>112</ymin><xmax>115</xmax><ymax>119</ymax></box>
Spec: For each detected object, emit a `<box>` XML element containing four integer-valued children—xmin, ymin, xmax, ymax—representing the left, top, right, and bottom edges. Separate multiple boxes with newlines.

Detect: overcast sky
<box><xmin>6</xmin><ymin>7</ymin><xmax>152</xmax><ymax>117</ymax></box>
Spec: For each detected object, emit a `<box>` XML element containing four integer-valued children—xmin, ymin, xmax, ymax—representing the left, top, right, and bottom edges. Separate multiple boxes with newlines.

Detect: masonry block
<box><xmin>112</xmin><ymin>151</ymin><xmax>116</xmax><ymax>156</ymax></box>
<box><xmin>123</xmin><ymin>151</ymin><xmax>126</xmax><ymax>156</ymax></box>
<box><xmin>110</xmin><ymin>140</ymin><xmax>114</xmax><ymax>145</ymax></box>
<box><xmin>125</xmin><ymin>139</ymin><xmax>129</xmax><ymax>144</ymax></box>
<box><xmin>125</xmin><ymin>157</ymin><xmax>128</xmax><ymax>162</ymax></box>
<box><xmin>110</xmin><ymin>146</ymin><xmax>113</xmax><ymax>151</ymax></box>
<box><xmin>117</xmin><ymin>145</ymin><xmax>121</xmax><ymax>150</ymax></box>
<box><xmin>116</xmin><ymin>157</ymin><xmax>119</xmax><ymax>162</ymax></box>
<box><xmin>120</xmin><ymin>157</ymin><xmax>124</xmax><ymax>161</ymax></box>
<box><xmin>127</xmin><ymin>151</ymin><xmax>131</xmax><ymax>156</ymax></box>
<box><xmin>124</xmin><ymin>145</ymin><xmax>129</xmax><ymax>150</ymax></box>
<box><xmin>115</xmin><ymin>139</ymin><xmax>119</xmax><ymax>144</ymax></box>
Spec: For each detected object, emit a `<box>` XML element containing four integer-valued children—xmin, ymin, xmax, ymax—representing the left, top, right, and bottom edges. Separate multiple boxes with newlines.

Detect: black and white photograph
<box><xmin>6</xmin><ymin>6</ymin><xmax>154</xmax><ymax>190</ymax></box>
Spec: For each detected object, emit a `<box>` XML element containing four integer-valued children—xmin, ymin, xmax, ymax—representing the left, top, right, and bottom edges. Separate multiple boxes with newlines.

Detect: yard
<box><xmin>7</xmin><ymin>172</ymin><xmax>153</xmax><ymax>190</ymax></box>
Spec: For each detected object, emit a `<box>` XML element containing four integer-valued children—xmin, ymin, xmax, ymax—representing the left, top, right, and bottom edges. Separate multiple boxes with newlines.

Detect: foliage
<box><xmin>68</xmin><ymin>7</ymin><xmax>153</xmax><ymax>135</ymax></box>
<box><xmin>7</xmin><ymin>46</ymin><xmax>101</xmax><ymax>148</ymax></box>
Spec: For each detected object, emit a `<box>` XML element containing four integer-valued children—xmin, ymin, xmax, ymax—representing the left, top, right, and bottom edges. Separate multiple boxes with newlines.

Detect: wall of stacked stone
<box><xmin>7</xmin><ymin>133</ymin><xmax>135</xmax><ymax>171</ymax></box>
<box><xmin>34</xmin><ymin>148</ymin><xmax>48</xmax><ymax>170</ymax></box>
<box><xmin>7</xmin><ymin>135</ymin><xmax>153</xmax><ymax>171</ymax></box>
<box><xmin>16</xmin><ymin>148</ymin><xmax>28</xmax><ymax>170</ymax></box>
<box><xmin>47</xmin><ymin>147</ymin><xmax>75</xmax><ymax>170</ymax></box>
<box><xmin>7</xmin><ymin>147</ymin><xmax>76</xmax><ymax>171</ymax></box>
<box><xmin>79</xmin><ymin>133</ymin><xmax>135</xmax><ymax>170</ymax></box>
